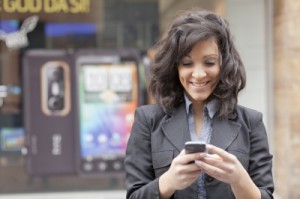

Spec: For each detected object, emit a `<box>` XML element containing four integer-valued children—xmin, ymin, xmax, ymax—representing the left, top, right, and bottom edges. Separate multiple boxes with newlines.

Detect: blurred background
<box><xmin>0</xmin><ymin>0</ymin><xmax>298</xmax><ymax>199</ymax></box>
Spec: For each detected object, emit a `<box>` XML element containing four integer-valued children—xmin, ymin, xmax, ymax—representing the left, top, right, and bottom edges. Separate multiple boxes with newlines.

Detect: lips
<box><xmin>191</xmin><ymin>81</ymin><xmax>210</xmax><ymax>88</ymax></box>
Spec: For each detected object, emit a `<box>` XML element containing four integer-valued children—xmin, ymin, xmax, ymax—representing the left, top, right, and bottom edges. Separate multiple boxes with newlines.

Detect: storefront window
<box><xmin>0</xmin><ymin>0</ymin><xmax>158</xmax><ymax>194</ymax></box>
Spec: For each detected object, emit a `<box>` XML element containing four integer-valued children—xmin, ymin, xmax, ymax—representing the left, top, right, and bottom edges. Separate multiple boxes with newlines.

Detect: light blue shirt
<box><xmin>184</xmin><ymin>94</ymin><xmax>218</xmax><ymax>199</ymax></box>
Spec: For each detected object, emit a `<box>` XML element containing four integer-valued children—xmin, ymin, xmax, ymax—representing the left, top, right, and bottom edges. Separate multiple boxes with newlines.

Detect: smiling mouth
<box><xmin>191</xmin><ymin>81</ymin><xmax>209</xmax><ymax>87</ymax></box>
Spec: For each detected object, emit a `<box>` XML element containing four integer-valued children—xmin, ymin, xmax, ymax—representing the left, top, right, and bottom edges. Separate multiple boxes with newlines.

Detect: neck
<box><xmin>192</xmin><ymin>102</ymin><xmax>204</xmax><ymax>117</ymax></box>
<box><xmin>193</xmin><ymin>100</ymin><xmax>204</xmax><ymax>110</ymax></box>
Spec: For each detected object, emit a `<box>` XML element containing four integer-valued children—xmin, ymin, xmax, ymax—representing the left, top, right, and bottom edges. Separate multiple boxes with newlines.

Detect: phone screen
<box><xmin>77</xmin><ymin>62</ymin><xmax>138</xmax><ymax>173</ymax></box>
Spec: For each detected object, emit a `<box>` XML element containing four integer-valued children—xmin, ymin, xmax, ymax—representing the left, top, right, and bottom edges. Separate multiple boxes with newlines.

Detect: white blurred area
<box><xmin>0</xmin><ymin>191</ymin><xmax>126</xmax><ymax>199</ymax></box>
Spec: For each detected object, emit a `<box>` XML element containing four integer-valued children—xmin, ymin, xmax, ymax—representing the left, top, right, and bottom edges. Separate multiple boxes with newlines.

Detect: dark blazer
<box><xmin>125</xmin><ymin>103</ymin><xmax>274</xmax><ymax>199</ymax></box>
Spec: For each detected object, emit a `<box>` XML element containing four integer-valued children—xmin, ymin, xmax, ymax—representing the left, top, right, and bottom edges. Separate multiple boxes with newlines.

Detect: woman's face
<box><xmin>178</xmin><ymin>38</ymin><xmax>221</xmax><ymax>105</ymax></box>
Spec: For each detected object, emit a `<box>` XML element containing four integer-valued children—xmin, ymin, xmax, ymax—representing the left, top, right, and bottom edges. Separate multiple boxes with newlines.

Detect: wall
<box><xmin>226</xmin><ymin>0</ymin><xmax>271</xmax><ymax>132</ymax></box>
<box><xmin>274</xmin><ymin>0</ymin><xmax>300</xmax><ymax>198</ymax></box>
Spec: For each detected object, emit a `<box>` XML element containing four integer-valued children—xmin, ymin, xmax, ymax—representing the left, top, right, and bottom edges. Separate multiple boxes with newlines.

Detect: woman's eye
<box><xmin>182</xmin><ymin>62</ymin><xmax>193</xmax><ymax>66</ymax></box>
<box><xmin>205</xmin><ymin>61</ymin><xmax>216</xmax><ymax>66</ymax></box>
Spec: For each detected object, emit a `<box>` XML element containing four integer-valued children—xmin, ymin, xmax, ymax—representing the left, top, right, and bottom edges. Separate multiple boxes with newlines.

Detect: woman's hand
<box><xmin>195</xmin><ymin>144</ymin><xmax>246</xmax><ymax>184</ymax></box>
<box><xmin>195</xmin><ymin>144</ymin><xmax>261</xmax><ymax>199</ymax></box>
<box><xmin>159</xmin><ymin>149</ymin><xmax>202</xmax><ymax>198</ymax></box>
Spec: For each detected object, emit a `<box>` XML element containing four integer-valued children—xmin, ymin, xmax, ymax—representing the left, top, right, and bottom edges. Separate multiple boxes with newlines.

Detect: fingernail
<box><xmin>195</xmin><ymin>160</ymin><xmax>202</xmax><ymax>166</ymax></box>
<box><xmin>200</xmin><ymin>153</ymin><xmax>207</xmax><ymax>157</ymax></box>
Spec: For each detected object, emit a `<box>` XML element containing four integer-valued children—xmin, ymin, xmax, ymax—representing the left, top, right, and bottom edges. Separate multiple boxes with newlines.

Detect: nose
<box><xmin>192</xmin><ymin>64</ymin><xmax>207</xmax><ymax>78</ymax></box>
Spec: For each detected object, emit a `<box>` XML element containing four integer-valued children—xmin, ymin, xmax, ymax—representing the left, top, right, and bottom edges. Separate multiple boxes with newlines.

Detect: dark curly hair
<box><xmin>149</xmin><ymin>8</ymin><xmax>246</xmax><ymax>118</ymax></box>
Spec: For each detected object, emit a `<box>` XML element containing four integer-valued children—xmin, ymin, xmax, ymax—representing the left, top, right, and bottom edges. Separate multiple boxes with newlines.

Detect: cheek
<box><xmin>211</xmin><ymin>67</ymin><xmax>221</xmax><ymax>80</ymax></box>
<box><xmin>211</xmin><ymin>72</ymin><xmax>220</xmax><ymax>89</ymax></box>
<box><xmin>178</xmin><ymin>72</ymin><xmax>189</xmax><ymax>86</ymax></box>
<box><xmin>178</xmin><ymin>75</ymin><xmax>185</xmax><ymax>88</ymax></box>
<box><xmin>178</xmin><ymin>69</ymin><xmax>185</xmax><ymax>83</ymax></box>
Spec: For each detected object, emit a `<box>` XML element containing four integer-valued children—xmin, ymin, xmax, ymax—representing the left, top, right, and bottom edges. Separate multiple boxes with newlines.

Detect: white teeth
<box><xmin>192</xmin><ymin>82</ymin><xmax>208</xmax><ymax>87</ymax></box>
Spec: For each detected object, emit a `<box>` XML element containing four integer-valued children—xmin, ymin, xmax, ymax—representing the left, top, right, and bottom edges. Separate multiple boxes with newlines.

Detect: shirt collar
<box><xmin>184</xmin><ymin>93</ymin><xmax>193</xmax><ymax>114</ymax></box>
<box><xmin>184</xmin><ymin>93</ymin><xmax>218</xmax><ymax>119</ymax></box>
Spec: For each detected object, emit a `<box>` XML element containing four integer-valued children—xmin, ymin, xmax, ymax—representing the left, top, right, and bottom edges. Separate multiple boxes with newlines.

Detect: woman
<box><xmin>125</xmin><ymin>8</ymin><xmax>274</xmax><ymax>199</ymax></box>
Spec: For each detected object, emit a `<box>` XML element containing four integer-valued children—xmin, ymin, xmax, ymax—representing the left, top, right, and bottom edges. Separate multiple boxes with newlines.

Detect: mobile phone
<box><xmin>74</xmin><ymin>49</ymin><xmax>140</xmax><ymax>175</ymax></box>
<box><xmin>185</xmin><ymin>141</ymin><xmax>206</xmax><ymax>154</ymax></box>
<box><xmin>22</xmin><ymin>49</ymin><xmax>76</xmax><ymax>175</ymax></box>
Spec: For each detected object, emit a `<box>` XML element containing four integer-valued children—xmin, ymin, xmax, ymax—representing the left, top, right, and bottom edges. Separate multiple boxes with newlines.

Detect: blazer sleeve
<box><xmin>248</xmin><ymin>111</ymin><xmax>274</xmax><ymax>199</ymax></box>
<box><xmin>125</xmin><ymin>107</ymin><xmax>160</xmax><ymax>199</ymax></box>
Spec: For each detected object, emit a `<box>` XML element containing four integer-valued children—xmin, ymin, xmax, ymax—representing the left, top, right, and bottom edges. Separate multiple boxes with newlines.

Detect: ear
<box><xmin>0</xmin><ymin>30</ymin><xmax>7</xmax><ymax>40</ymax></box>
<box><xmin>20</xmin><ymin>15</ymin><xmax>39</xmax><ymax>33</ymax></box>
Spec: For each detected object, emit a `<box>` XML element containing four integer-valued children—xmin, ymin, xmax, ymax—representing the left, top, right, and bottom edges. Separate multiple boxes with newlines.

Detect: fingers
<box><xmin>176</xmin><ymin>149</ymin><xmax>204</xmax><ymax>165</ymax></box>
<box><xmin>201</xmin><ymin>146</ymin><xmax>239</xmax><ymax>171</ymax></box>
<box><xmin>203</xmin><ymin>154</ymin><xmax>222</xmax><ymax>166</ymax></box>
<box><xmin>195</xmin><ymin>145</ymin><xmax>245</xmax><ymax>184</ymax></box>
<box><xmin>195</xmin><ymin>160</ymin><xmax>225</xmax><ymax>179</ymax></box>
<box><xmin>206</xmin><ymin>144</ymin><xmax>237</xmax><ymax>163</ymax></box>
<box><xmin>167</xmin><ymin>150</ymin><xmax>203</xmax><ymax>190</ymax></box>
<box><xmin>196</xmin><ymin>153</ymin><xmax>224</xmax><ymax>172</ymax></box>
<box><xmin>196</xmin><ymin>153</ymin><xmax>231</xmax><ymax>177</ymax></box>
<box><xmin>206</xmin><ymin>144</ymin><xmax>228</xmax><ymax>158</ymax></box>
<box><xmin>173</xmin><ymin>150</ymin><xmax>201</xmax><ymax>172</ymax></box>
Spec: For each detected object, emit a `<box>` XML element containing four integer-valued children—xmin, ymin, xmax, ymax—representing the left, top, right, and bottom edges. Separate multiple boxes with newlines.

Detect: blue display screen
<box><xmin>0</xmin><ymin>127</ymin><xmax>24</xmax><ymax>151</ymax></box>
<box><xmin>45</xmin><ymin>23</ymin><xmax>97</xmax><ymax>37</ymax></box>
<box><xmin>0</xmin><ymin>20</ymin><xmax>19</xmax><ymax>33</ymax></box>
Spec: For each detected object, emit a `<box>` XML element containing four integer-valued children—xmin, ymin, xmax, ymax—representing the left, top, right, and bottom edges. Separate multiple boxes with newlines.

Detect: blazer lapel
<box><xmin>161</xmin><ymin>103</ymin><xmax>191</xmax><ymax>152</ymax></box>
<box><xmin>161</xmin><ymin>103</ymin><xmax>241</xmax><ymax>152</ymax></box>
<box><xmin>210</xmin><ymin>117</ymin><xmax>241</xmax><ymax>150</ymax></box>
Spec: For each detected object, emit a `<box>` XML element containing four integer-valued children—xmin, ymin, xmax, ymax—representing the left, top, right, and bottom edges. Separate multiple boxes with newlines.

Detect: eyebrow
<box><xmin>183</xmin><ymin>54</ymin><xmax>219</xmax><ymax>59</ymax></box>
<box><xmin>203</xmin><ymin>54</ymin><xmax>219</xmax><ymax>59</ymax></box>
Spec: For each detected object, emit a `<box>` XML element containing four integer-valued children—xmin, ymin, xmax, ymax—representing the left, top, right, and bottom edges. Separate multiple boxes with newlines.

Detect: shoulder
<box><xmin>135</xmin><ymin>104</ymin><xmax>166</xmax><ymax>122</ymax></box>
<box><xmin>235</xmin><ymin>105</ymin><xmax>263</xmax><ymax>129</ymax></box>
<box><xmin>235</xmin><ymin>105</ymin><xmax>262</xmax><ymax>119</ymax></box>
<box><xmin>132</xmin><ymin>104</ymin><xmax>168</xmax><ymax>134</ymax></box>
<box><xmin>136</xmin><ymin>104</ymin><xmax>165</xmax><ymax>115</ymax></box>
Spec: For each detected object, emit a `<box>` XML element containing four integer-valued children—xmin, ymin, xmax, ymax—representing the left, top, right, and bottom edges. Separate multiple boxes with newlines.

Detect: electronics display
<box><xmin>23</xmin><ymin>50</ymin><xmax>76</xmax><ymax>175</ymax></box>
<box><xmin>23</xmin><ymin>49</ymin><xmax>141</xmax><ymax>176</ymax></box>
<box><xmin>76</xmin><ymin>53</ymin><xmax>139</xmax><ymax>175</ymax></box>
<box><xmin>0</xmin><ymin>127</ymin><xmax>24</xmax><ymax>152</ymax></box>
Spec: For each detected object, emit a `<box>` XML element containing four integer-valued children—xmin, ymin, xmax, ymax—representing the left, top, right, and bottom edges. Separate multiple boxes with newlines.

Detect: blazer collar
<box><xmin>161</xmin><ymin>103</ymin><xmax>241</xmax><ymax>152</ymax></box>
<box><xmin>161</xmin><ymin>103</ymin><xmax>190</xmax><ymax>152</ymax></box>
<box><xmin>210</xmin><ymin>117</ymin><xmax>241</xmax><ymax>150</ymax></box>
